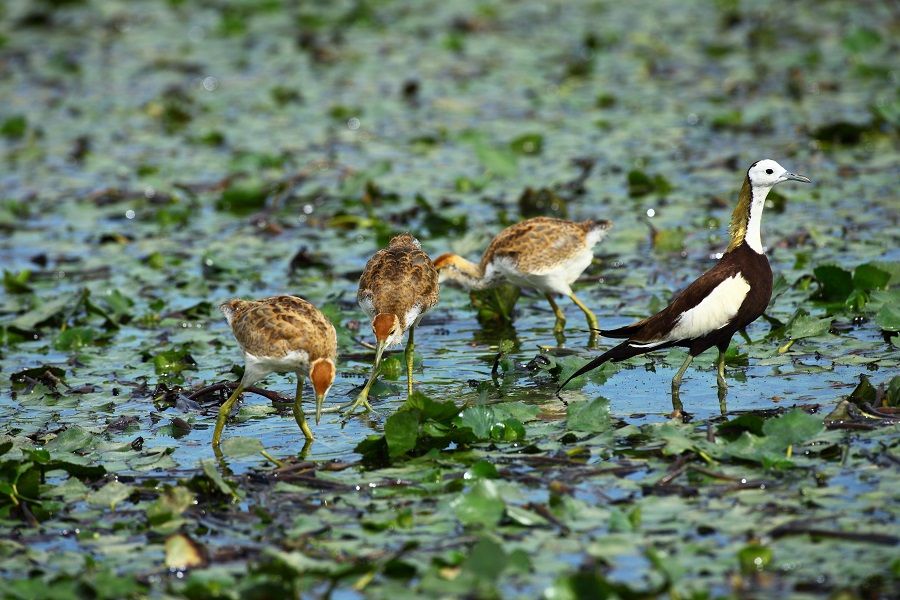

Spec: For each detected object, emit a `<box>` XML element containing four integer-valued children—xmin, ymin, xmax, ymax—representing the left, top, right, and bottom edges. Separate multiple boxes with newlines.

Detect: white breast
<box><xmin>242</xmin><ymin>349</ymin><xmax>310</xmax><ymax>386</ymax></box>
<box><xmin>667</xmin><ymin>274</ymin><xmax>751</xmax><ymax>341</ymax></box>
<box><xmin>404</xmin><ymin>304</ymin><xmax>423</xmax><ymax>329</ymax></box>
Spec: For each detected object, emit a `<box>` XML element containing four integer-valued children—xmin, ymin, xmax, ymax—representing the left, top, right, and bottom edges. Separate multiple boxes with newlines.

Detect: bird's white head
<box><xmin>729</xmin><ymin>159</ymin><xmax>811</xmax><ymax>254</ymax></box>
<box><xmin>747</xmin><ymin>159</ymin><xmax>811</xmax><ymax>188</ymax></box>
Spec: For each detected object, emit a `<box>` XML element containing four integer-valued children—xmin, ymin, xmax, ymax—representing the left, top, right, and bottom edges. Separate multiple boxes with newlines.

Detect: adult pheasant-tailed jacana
<box><xmin>558</xmin><ymin>160</ymin><xmax>810</xmax><ymax>411</ymax></box>
<box><xmin>213</xmin><ymin>295</ymin><xmax>337</xmax><ymax>448</ymax></box>
<box><xmin>348</xmin><ymin>233</ymin><xmax>440</xmax><ymax>413</ymax></box>
<box><xmin>433</xmin><ymin>217</ymin><xmax>612</xmax><ymax>343</ymax></box>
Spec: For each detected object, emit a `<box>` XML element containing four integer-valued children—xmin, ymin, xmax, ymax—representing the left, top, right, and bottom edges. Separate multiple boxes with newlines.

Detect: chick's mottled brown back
<box><xmin>481</xmin><ymin>217</ymin><xmax>610</xmax><ymax>274</ymax></box>
<box><xmin>220</xmin><ymin>296</ymin><xmax>337</xmax><ymax>361</ymax></box>
<box><xmin>357</xmin><ymin>234</ymin><xmax>439</xmax><ymax>326</ymax></box>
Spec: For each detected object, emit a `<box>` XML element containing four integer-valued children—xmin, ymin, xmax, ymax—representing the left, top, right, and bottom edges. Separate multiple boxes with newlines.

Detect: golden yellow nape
<box><xmin>727</xmin><ymin>176</ymin><xmax>753</xmax><ymax>252</ymax></box>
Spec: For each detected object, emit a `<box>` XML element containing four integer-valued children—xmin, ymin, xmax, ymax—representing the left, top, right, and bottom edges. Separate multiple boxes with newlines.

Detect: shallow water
<box><xmin>1</xmin><ymin>0</ymin><xmax>898</xmax><ymax>597</ymax></box>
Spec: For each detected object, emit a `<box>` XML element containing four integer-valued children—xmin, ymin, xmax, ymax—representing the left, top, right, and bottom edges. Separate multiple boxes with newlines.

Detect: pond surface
<box><xmin>1</xmin><ymin>0</ymin><xmax>898</xmax><ymax>597</ymax></box>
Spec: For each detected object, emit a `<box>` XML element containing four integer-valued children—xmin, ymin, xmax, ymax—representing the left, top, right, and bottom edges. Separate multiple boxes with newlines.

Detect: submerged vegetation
<box><xmin>1</xmin><ymin>0</ymin><xmax>898</xmax><ymax>597</ymax></box>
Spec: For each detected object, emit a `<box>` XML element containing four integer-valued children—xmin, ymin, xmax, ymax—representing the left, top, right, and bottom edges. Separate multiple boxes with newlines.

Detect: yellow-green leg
<box><xmin>672</xmin><ymin>354</ymin><xmax>694</xmax><ymax>393</ymax></box>
<box><xmin>346</xmin><ymin>381</ymin><xmax>376</xmax><ymax>414</ymax></box>
<box><xmin>545</xmin><ymin>294</ymin><xmax>566</xmax><ymax>333</ymax></box>
<box><xmin>292</xmin><ymin>376</ymin><xmax>314</xmax><ymax>441</ymax></box>
<box><xmin>716</xmin><ymin>349</ymin><xmax>728</xmax><ymax>415</ymax></box>
<box><xmin>342</xmin><ymin>338</ymin><xmax>388</xmax><ymax>416</ymax></box>
<box><xmin>344</xmin><ymin>359</ymin><xmax>379</xmax><ymax>415</ymax></box>
<box><xmin>568</xmin><ymin>292</ymin><xmax>599</xmax><ymax>333</ymax></box>
<box><xmin>569</xmin><ymin>293</ymin><xmax>599</xmax><ymax>348</ymax></box>
<box><xmin>405</xmin><ymin>326</ymin><xmax>415</xmax><ymax>398</ymax></box>
<box><xmin>670</xmin><ymin>354</ymin><xmax>694</xmax><ymax>417</ymax></box>
<box><xmin>716</xmin><ymin>349</ymin><xmax>727</xmax><ymax>391</ymax></box>
<box><xmin>212</xmin><ymin>384</ymin><xmax>244</xmax><ymax>448</ymax></box>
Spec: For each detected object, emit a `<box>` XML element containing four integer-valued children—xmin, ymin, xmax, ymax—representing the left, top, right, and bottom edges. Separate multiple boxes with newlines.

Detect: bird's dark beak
<box><xmin>782</xmin><ymin>172</ymin><xmax>811</xmax><ymax>183</ymax></box>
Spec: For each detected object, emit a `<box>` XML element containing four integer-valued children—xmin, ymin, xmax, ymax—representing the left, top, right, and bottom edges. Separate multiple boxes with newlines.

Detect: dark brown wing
<box><xmin>601</xmin><ymin>253</ymin><xmax>744</xmax><ymax>343</ymax></box>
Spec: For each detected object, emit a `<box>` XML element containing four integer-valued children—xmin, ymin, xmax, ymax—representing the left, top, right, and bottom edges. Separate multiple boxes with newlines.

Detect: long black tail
<box><xmin>556</xmin><ymin>340</ymin><xmax>666</xmax><ymax>395</ymax></box>
<box><xmin>599</xmin><ymin>323</ymin><xmax>645</xmax><ymax>338</ymax></box>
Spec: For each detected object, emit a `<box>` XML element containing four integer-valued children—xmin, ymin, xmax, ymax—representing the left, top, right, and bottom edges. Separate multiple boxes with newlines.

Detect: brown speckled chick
<box><xmin>213</xmin><ymin>295</ymin><xmax>337</xmax><ymax>448</ymax></box>
<box><xmin>351</xmin><ymin>233</ymin><xmax>439</xmax><ymax>413</ymax></box>
<box><xmin>433</xmin><ymin>216</ymin><xmax>611</xmax><ymax>344</ymax></box>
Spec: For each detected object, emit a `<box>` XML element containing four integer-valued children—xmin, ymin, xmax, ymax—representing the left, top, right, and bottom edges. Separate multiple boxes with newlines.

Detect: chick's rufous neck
<box><xmin>434</xmin><ymin>254</ymin><xmax>491</xmax><ymax>290</ymax></box>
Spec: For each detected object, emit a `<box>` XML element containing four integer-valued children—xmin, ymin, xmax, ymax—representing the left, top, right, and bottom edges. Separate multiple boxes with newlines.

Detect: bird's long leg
<box><xmin>212</xmin><ymin>384</ymin><xmax>244</xmax><ymax>448</ymax></box>
<box><xmin>545</xmin><ymin>294</ymin><xmax>566</xmax><ymax>333</ymax></box>
<box><xmin>292</xmin><ymin>375</ymin><xmax>314</xmax><ymax>441</ymax></box>
<box><xmin>405</xmin><ymin>326</ymin><xmax>415</xmax><ymax>398</ymax></box>
<box><xmin>342</xmin><ymin>342</ymin><xmax>385</xmax><ymax>415</ymax></box>
<box><xmin>715</xmin><ymin>349</ymin><xmax>728</xmax><ymax>391</ymax></box>
<box><xmin>716</xmin><ymin>348</ymin><xmax>728</xmax><ymax>415</ymax></box>
<box><xmin>672</xmin><ymin>354</ymin><xmax>694</xmax><ymax>391</ymax></box>
<box><xmin>568</xmin><ymin>292</ymin><xmax>599</xmax><ymax>348</ymax></box>
<box><xmin>568</xmin><ymin>292</ymin><xmax>599</xmax><ymax>333</ymax></box>
<box><xmin>345</xmin><ymin>368</ymin><xmax>377</xmax><ymax>414</ymax></box>
<box><xmin>670</xmin><ymin>354</ymin><xmax>694</xmax><ymax>417</ymax></box>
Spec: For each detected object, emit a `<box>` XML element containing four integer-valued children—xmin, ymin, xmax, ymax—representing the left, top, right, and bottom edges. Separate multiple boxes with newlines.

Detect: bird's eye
<box><xmin>765</xmin><ymin>169</ymin><xmax>773</xmax><ymax>175</ymax></box>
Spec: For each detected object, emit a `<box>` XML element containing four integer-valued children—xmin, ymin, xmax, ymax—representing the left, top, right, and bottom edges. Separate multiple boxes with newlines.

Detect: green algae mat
<box><xmin>1</xmin><ymin>0</ymin><xmax>898</xmax><ymax>597</ymax></box>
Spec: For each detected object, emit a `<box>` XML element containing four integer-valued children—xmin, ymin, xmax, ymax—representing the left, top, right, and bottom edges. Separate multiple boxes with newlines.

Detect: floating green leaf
<box><xmin>627</xmin><ymin>170</ymin><xmax>672</xmax><ymax>197</ymax></box>
<box><xmin>812</xmin><ymin>265</ymin><xmax>853</xmax><ymax>302</ymax></box>
<box><xmin>218</xmin><ymin>436</ymin><xmax>264</xmax><ymax>459</ymax></box>
<box><xmin>54</xmin><ymin>327</ymin><xmax>99</xmax><ymax>351</ymax></box>
<box><xmin>86</xmin><ymin>481</ymin><xmax>134</xmax><ymax>510</ymax></box>
<box><xmin>738</xmin><ymin>544</ymin><xmax>773</xmax><ymax>574</ymax></box>
<box><xmin>385</xmin><ymin>411</ymin><xmax>419</xmax><ymax>458</ymax></box>
<box><xmin>470</xmin><ymin>284</ymin><xmax>520</xmax><ymax>325</ymax></box>
<box><xmin>452</xmin><ymin>480</ymin><xmax>505</xmax><ymax>527</ymax></box>
<box><xmin>509</xmin><ymin>133</ymin><xmax>544</xmax><ymax>155</ymax></box>
<box><xmin>566</xmin><ymin>397</ymin><xmax>610</xmax><ymax>432</ymax></box>
<box><xmin>2</xmin><ymin>270</ymin><xmax>32</xmax><ymax>294</ymax></box>
<box><xmin>876</xmin><ymin>303</ymin><xmax>900</xmax><ymax>332</ymax></box>
<box><xmin>786</xmin><ymin>315</ymin><xmax>832</xmax><ymax>340</ymax></box>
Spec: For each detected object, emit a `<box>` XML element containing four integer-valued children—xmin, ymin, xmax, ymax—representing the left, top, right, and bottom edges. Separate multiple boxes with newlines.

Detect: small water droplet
<box><xmin>125</xmin><ymin>209</ymin><xmax>136</xmax><ymax>219</ymax></box>
<box><xmin>347</xmin><ymin>117</ymin><xmax>360</xmax><ymax>130</ymax></box>
<box><xmin>202</xmin><ymin>76</ymin><xmax>219</xmax><ymax>92</ymax></box>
